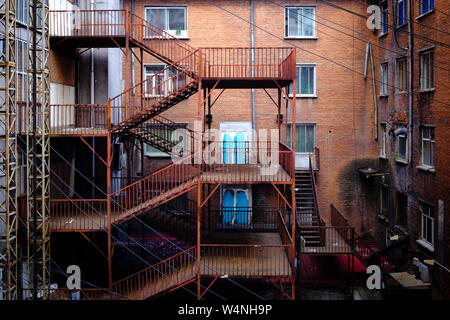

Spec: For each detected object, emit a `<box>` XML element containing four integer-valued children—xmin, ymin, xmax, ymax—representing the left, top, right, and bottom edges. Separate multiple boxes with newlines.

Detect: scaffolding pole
<box><xmin>26</xmin><ymin>0</ymin><xmax>50</xmax><ymax>300</ymax></box>
<box><xmin>0</xmin><ymin>0</ymin><xmax>18</xmax><ymax>300</ymax></box>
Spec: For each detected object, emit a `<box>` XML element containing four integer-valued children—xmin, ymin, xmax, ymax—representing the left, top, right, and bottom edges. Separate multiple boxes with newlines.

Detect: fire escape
<box><xmin>44</xmin><ymin>9</ymin><xmax>300</xmax><ymax>300</ymax></box>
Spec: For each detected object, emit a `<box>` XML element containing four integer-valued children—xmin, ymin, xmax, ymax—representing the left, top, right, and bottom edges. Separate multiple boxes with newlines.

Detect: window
<box><xmin>285</xmin><ymin>7</ymin><xmax>316</xmax><ymax>38</ymax></box>
<box><xmin>17</xmin><ymin>0</ymin><xmax>28</xmax><ymax>24</ymax></box>
<box><xmin>395</xmin><ymin>125</ymin><xmax>407</xmax><ymax>162</ymax></box>
<box><xmin>144</xmin><ymin>123</ymin><xmax>188</xmax><ymax>157</ymax></box>
<box><xmin>396</xmin><ymin>0</ymin><xmax>407</xmax><ymax>26</ymax></box>
<box><xmin>381</xmin><ymin>2</ymin><xmax>388</xmax><ymax>35</ymax></box>
<box><xmin>145</xmin><ymin>6</ymin><xmax>187</xmax><ymax>38</ymax></box>
<box><xmin>144</xmin><ymin>64</ymin><xmax>187</xmax><ymax>97</ymax></box>
<box><xmin>290</xmin><ymin>64</ymin><xmax>316</xmax><ymax>96</ymax></box>
<box><xmin>380</xmin><ymin>123</ymin><xmax>388</xmax><ymax>157</ymax></box>
<box><xmin>287</xmin><ymin>124</ymin><xmax>315</xmax><ymax>153</ymax></box>
<box><xmin>380</xmin><ymin>63</ymin><xmax>388</xmax><ymax>95</ymax></box>
<box><xmin>17</xmin><ymin>39</ymin><xmax>27</xmax><ymax>102</ymax></box>
<box><xmin>379</xmin><ymin>185</ymin><xmax>389</xmax><ymax>215</ymax></box>
<box><xmin>396</xmin><ymin>57</ymin><xmax>407</xmax><ymax>92</ymax></box>
<box><xmin>144</xmin><ymin>64</ymin><xmax>165</xmax><ymax>97</ymax></box>
<box><xmin>420</xmin><ymin>202</ymin><xmax>434</xmax><ymax>246</ymax></box>
<box><xmin>420</xmin><ymin>50</ymin><xmax>434</xmax><ymax>90</ymax></box>
<box><xmin>421</xmin><ymin>126</ymin><xmax>435</xmax><ymax>167</ymax></box>
<box><xmin>420</xmin><ymin>0</ymin><xmax>434</xmax><ymax>15</ymax></box>
<box><xmin>0</xmin><ymin>38</ymin><xmax>5</xmax><ymax>62</ymax></box>
<box><xmin>396</xmin><ymin>192</ymin><xmax>408</xmax><ymax>228</ymax></box>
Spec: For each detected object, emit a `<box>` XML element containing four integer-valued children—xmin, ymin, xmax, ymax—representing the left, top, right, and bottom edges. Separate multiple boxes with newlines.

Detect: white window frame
<box><xmin>17</xmin><ymin>0</ymin><xmax>28</xmax><ymax>25</ymax></box>
<box><xmin>144</xmin><ymin>122</ymin><xmax>188</xmax><ymax>157</ymax></box>
<box><xmin>420</xmin><ymin>202</ymin><xmax>434</xmax><ymax>247</ymax></box>
<box><xmin>380</xmin><ymin>62</ymin><xmax>388</xmax><ymax>96</ymax></box>
<box><xmin>145</xmin><ymin>6</ymin><xmax>188</xmax><ymax>39</ymax></box>
<box><xmin>17</xmin><ymin>39</ymin><xmax>27</xmax><ymax>102</ymax></box>
<box><xmin>284</xmin><ymin>6</ymin><xmax>316</xmax><ymax>39</ymax></box>
<box><xmin>144</xmin><ymin>64</ymin><xmax>167</xmax><ymax>98</ymax></box>
<box><xmin>380</xmin><ymin>123</ymin><xmax>388</xmax><ymax>158</ymax></box>
<box><xmin>421</xmin><ymin>126</ymin><xmax>435</xmax><ymax>168</ymax></box>
<box><xmin>419</xmin><ymin>49</ymin><xmax>434</xmax><ymax>90</ymax></box>
<box><xmin>290</xmin><ymin>63</ymin><xmax>317</xmax><ymax>97</ymax></box>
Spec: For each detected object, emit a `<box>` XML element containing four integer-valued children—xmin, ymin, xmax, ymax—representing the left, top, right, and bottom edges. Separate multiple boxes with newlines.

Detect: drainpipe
<box><xmin>250</xmin><ymin>0</ymin><xmax>256</xmax><ymax>131</ymax></box>
<box><xmin>407</xmin><ymin>0</ymin><xmax>413</xmax><ymax>165</ymax></box>
<box><xmin>91</xmin><ymin>0</ymin><xmax>96</xmax><ymax>198</ymax></box>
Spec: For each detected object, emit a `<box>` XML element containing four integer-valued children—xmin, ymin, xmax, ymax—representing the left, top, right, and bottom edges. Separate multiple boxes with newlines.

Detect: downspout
<box><xmin>407</xmin><ymin>0</ymin><xmax>413</xmax><ymax>165</ymax></box>
<box><xmin>90</xmin><ymin>0</ymin><xmax>96</xmax><ymax>198</ymax></box>
<box><xmin>250</xmin><ymin>0</ymin><xmax>256</xmax><ymax>131</ymax></box>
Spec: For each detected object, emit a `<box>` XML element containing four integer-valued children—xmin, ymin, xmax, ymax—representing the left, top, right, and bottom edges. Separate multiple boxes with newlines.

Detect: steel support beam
<box><xmin>0</xmin><ymin>0</ymin><xmax>18</xmax><ymax>300</ymax></box>
<box><xmin>26</xmin><ymin>0</ymin><xmax>50</xmax><ymax>300</ymax></box>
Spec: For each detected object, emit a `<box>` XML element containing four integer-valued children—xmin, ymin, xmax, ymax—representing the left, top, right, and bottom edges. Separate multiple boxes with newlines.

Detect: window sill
<box><xmin>378</xmin><ymin>32</ymin><xmax>388</xmax><ymax>39</ymax></box>
<box><xmin>416</xmin><ymin>165</ymin><xmax>435</xmax><ymax>173</ymax></box>
<box><xmin>416</xmin><ymin>239</ymin><xmax>435</xmax><ymax>253</ymax></box>
<box><xmin>144</xmin><ymin>153</ymin><xmax>171</xmax><ymax>158</ymax></box>
<box><xmin>379</xmin><ymin>155</ymin><xmax>388</xmax><ymax>160</ymax></box>
<box><xmin>284</xmin><ymin>36</ymin><xmax>318</xmax><ymax>40</ymax></box>
<box><xmin>379</xmin><ymin>94</ymin><xmax>389</xmax><ymax>98</ymax></box>
<box><xmin>395</xmin><ymin>91</ymin><xmax>408</xmax><ymax>95</ymax></box>
<box><xmin>416</xmin><ymin>10</ymin><xmax>435</xmax><ymax>20</ymax></box>
<box><xmin>418</xmin><ymin>88</ymin><xmax>435</xmax><ymax>94</ymax></box>
<box><xmin>395</xmin><ymin>159</ymin><xmax>408</xmax><ymax>165</ymax></box>
<box><xmin>288</xmin><ymin>94</ymin><xmax>318</xmax><ymax>99</ymax></box>
<box><xmin>144</xmin><ymin>35</ymin><xmax>189</xmax><ymax>40</ymax></box>
<box><xmin>396</xmin><ymin>23</ymin><xmax>408</xmax><ymax>29</ymax></box>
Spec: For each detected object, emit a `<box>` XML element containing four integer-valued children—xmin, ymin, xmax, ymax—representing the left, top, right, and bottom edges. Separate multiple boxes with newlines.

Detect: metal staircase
<box><xmin>296</xmin><ymin>156</ymin><xmax>324</xmax><ymax>247</ymax></box>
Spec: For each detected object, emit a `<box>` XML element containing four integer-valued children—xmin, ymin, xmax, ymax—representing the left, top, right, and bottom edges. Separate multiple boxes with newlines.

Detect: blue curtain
<box><xmin>223</xmin><ymin>190</ymin><xmax>234</xmax><ymax>224</ymax></box>
<box><xmin>223</xmin><ymin>134</ymin><xmax>232</xmax><ymax>164</ymax></box>
<box><xmin>235</xmin><ymin>191</ymin><xmax>248</xmax><ymax>224</ymax></box>
<box><xmin>234</xmin><ymin>132</ymin><xmax>246</xmax><ymax>164</ymax></box>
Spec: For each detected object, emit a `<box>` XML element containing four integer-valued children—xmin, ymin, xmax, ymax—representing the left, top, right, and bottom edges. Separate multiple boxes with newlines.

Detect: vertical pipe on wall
<box><xmin>250</xmin><ymin>0</ymin><xmax>256</xmax><ymax>130</ymax></box>
<box><xmin>407</xmin><ymin>0</ymin><xmax>413</xmax><ymax>165</ymax></box>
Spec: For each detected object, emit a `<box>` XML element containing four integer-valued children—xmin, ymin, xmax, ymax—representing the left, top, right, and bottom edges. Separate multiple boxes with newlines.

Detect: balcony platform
<box><xmin>202</xmin><ymin>232</ymin><xmax>293</xmax><ymax>277</ymax></box>
<box><xmin>300</xmin><ymin>227</ymin><xmax>352</xmax><ymax>255</ymax></box>
<box><xmin>201</xmin><ymin>164</ymin><xmax>291</xmax><ymax>184</ymax></box>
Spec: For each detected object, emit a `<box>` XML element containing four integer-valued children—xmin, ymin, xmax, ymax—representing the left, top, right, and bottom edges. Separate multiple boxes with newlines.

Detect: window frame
<box><xmin>286</xmin><ymin>123</ymin><xmax>316</xmax><ymax>154</ymax></box>
<box><xmin>395</xmin><ymin>125</ymin><xmax>408</xmax><ymax>163</ymax></box>
<box><xmin>421</xmin><ymin>126</ymin><xmax>435</xmax><ymax>168</ymax></box>
<box><xmin>420</xmin><ymin>201</ymin><xmax>434</xmax><ymax>246</ymax></box>
<box><xmin>396</xmin><ymin>57</ymin><xmax>407</xmax><ymax>93</ymax></box>
<box><xmin>380</xmin><ymin>62</ymin><xmax>389</xmax><ymax>96</ymax></box>
<box><xmin>396</xmin><ymin>0</ymin><xmax>407</xmax><ymax>27</ymax></box>
<box><xmin>144</xmin><ymin>6</ymin><xmax>188</xmax><ymax>39</ymax></box>
<box><xmin>290</xmin><ymin>63</ymin><xmax>317</xmax><ymax>97</ymax></box>
<box><xmin>16</xmin><ymin>0</ymin><xmax>28</xmax><ymax>25</ymax></box>
<box><xmin>380</xmin><ymin>123</ymin><xmax>388</xmax><ymax>158</ymax></box>
<box><xmin>284</xmin><ymin>6</ymin><xmax>317</xmax><ymax>39</ymax></box>
<box><xmin>419</xmin><ymin>0</ymin><xmax>435</xmax><ymax>16</ymax></box>
<box><xmin>419</xmin><ymin>49</ymin><xmax>434</xmax><ymax>91</ymax></box>
<box><xmin>380</xmin><ymin>1</ymin><xmax>389</xmax><ymax>35</ymax></box>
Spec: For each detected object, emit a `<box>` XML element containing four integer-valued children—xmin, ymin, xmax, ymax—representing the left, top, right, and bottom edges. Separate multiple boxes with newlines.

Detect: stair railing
<box><xmin>309</xmin><ymin>154</ymin><xmax>326</xmax><ymax>244</ymax></box>
<box><xmin>109</xmin><ymin>49</ymin><xmax>200</xmax><ymax>129</ymax></box>
<box><xmin>112</xmin><ymin>246</ymin><xmax>197</xmax><ymax>300</ymax></box>
<box><xmin>110</xmin><ymin>153</ymin><xmax>200</xmax><ymax>220</ymax></box>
